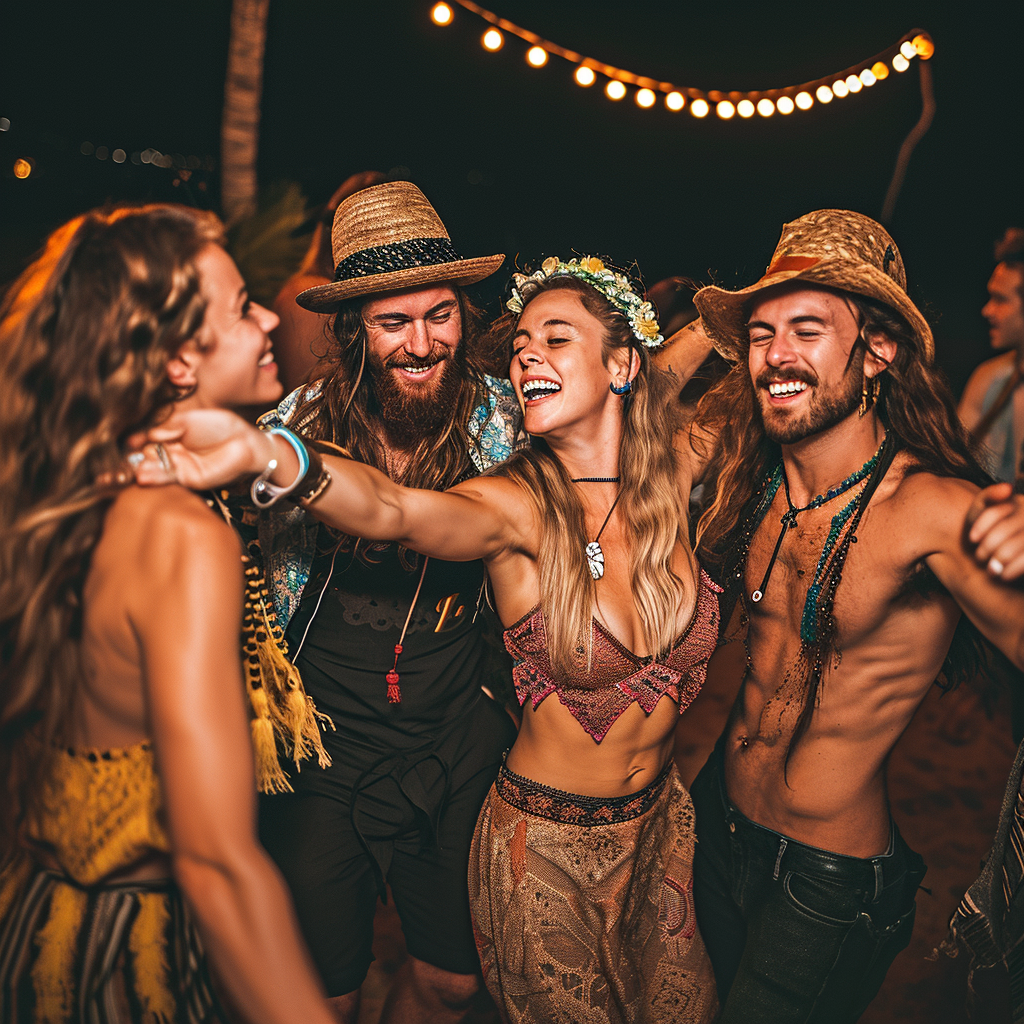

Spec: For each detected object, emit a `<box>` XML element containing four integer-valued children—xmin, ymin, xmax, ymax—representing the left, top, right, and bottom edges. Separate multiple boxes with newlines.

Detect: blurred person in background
<box><xmin>271</xmin><ymin>170</ymin><xmax>385</xmax><ymax>391</ymax></box>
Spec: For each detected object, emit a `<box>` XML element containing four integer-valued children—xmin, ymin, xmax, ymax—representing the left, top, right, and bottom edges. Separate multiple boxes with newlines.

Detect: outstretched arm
<box><xmin>135</xmin><ymin>497</ymin><xmax>335</xmax><ymax>1024</ymax></box>
<box><xmin>134</xmin><ymin>408</ymin><xmax>531</xmax><ymax>564</ymax></box>
<box><xmin>925</xmin><ymin>479</ymin><xmax>1024</xmax><ymax>669</ymax></box>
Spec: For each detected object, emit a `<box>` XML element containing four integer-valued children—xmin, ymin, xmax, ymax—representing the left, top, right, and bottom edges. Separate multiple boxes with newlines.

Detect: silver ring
<box><xmin>154</xmin><ymin>443</ymin><xmax>174</xmax><ymax>475</ymax></box>
<box><xmin>126</xmin><ymin>451</ymin><xmax>145</xmax><ymax>468</ymax></box>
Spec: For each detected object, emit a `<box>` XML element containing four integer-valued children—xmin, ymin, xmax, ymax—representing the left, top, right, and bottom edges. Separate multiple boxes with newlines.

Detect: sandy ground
<box><xmin>354</xmin><ymin>636</ymin><xmax>1018</xmax><ymax>1023</ymax></box>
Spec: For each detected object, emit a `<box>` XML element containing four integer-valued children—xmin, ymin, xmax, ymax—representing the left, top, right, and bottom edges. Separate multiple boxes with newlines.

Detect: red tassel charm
<box><xmin>386</xmin><ymin>644</ymin><xmax>403</xmax><ymax>703</ymax></box>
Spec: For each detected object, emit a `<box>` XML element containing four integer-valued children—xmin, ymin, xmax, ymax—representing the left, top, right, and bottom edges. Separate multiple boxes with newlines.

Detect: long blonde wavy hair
<box><xmin>492</xmin><ymin>277</ymin><xmax>690</xmax><ymax>676</ymax></box>
<box><xmin>0</xmin><ymin>204</ymin><xmax>224</xmax><ymax>856</ymax></box>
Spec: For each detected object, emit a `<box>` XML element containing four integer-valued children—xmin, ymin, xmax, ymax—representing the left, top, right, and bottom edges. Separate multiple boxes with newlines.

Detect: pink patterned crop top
<box><xmin>504</xmin><ymin>567</ymin><xmax>722</xmax><ymax>742</ymax></box>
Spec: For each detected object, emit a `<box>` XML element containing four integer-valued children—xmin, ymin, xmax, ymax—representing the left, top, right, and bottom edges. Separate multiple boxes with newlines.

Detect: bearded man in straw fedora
<box><xmin>666</xmin><ymin>209</ymin><xmax>1024</xmax><ymax>1023</ymax></box>
<box><xmin>250</xmin><ymin>181</ymin><xmax>520</xmax><ymax>1023</ymax></box>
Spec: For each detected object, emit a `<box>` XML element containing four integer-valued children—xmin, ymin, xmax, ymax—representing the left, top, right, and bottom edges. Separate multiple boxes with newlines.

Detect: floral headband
<box><xmin>506</xmin><ymin>256</ymin><xmax>664</xmax><ymax>348</ymax></box>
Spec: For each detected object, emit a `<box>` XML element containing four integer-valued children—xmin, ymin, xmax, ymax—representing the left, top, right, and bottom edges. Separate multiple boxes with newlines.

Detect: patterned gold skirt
<box><xmin>469</xmin><ymin>759</ymin><xmax>718</xmax><ymax>1024</ymax></box>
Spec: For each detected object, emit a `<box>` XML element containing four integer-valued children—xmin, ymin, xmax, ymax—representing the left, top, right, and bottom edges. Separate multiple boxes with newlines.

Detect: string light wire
<box><xmin>433</xmin><ymin>2</ymin><xmax>934</xmax><ymax>121</ymax></box>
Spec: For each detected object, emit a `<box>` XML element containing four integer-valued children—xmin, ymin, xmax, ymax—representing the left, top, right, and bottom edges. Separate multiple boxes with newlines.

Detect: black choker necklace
<box><xmin>571</xmin><ymin>476</ymin><xmax>620</xmax><ymax>483</ymax></box>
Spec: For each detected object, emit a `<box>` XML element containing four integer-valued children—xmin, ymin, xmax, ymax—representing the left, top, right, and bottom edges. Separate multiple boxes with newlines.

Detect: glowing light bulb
<box><xmin>716</xmin><ymin>100</ymin><xmax>736</xmax><ymax>119</ymax></box>
<box><xmin>795</xmin><ymin>91</ymin><xmax>813</xmax><ymax>110</ymax></box>
<box><xmin>871</xmin><ymin>61</ymin><xmax>889</xmax><ymax>80</ymax></box>
<box><xmin>860</xmin><ymin>68</ymin><xmax>877</xmax><ymax>87</ymax></box>
<box><xmin>832</xmin><ymin>79</ymin><xmax>849</xmax><ymax>98</ymax></box>
<box><xmin>690</xmin><ymin>98</ymin><xmax>710</xmax><ymax>118</ymax></box>
<box><xmin>815</xmin><ymin>85</ymin><xmax>833</xmax><ymax>104</ymax></box>
<box><xmin>13</xmin><ymin>158</ymin><xmax>31</xmax><ymax>179</ymax></box>
<box><xmin>605</xmin><ymin>79</ymin><xmax>627</xmax><ymax>101</ymax></box>
<box><xmin>482</xmin><ymin>29</ymin><xmax>503</xmax><ymax>51</ymax></box>
<box><xmin>900</xmin><ymin>41</ymin><xmax>916</xmax><ymax>60</ymax></box>
<box><xmin>845</xmin><ymin>75</ymin><xmax>862</xmax><ymax>94</ymax></box>
<box><xmin>574</xmin><ymin>65</ymin><xmax>595</xmax><ymax>87</ymax></box>
<box><xmin>776</xmin><ymin>95</ymin><xmax>795</xmax><ymax>115</ymax></box>
<box><xmin>665</xmin><ymin>91</ymin><xmax>685</xmax><ymax>111</ymax></box>
<box><xmin>756</xmin><ymin>98</ymin><xmax>775</xmax><ymax>117</ymax></box>
<box><xmin>430</xmin><ymin>3</ymin><xmax>453</xmax><ymax>26</ymax></box>
<box><xmin>737</xmin><ymin>99</ymin><xmax>755</xmax><ymax>118</ymax></box>
<box><xmin>892</xmin><ymin>53</ymin><xmax>910</xmax><ymax>72</ymax></box>
<box><xmin>526</xmin><ymin>46</ymin><xmax>547</xmax><ymax>67</ymax></box>
<box><xmin>912</xmin><ymin>34</ymin><xmax>935</xmax><ymax>59</ymax></box>
<box><xmin>635</xmin><ymin>88</ymin><xmax>655</xmax><ymax>108</ymax></box>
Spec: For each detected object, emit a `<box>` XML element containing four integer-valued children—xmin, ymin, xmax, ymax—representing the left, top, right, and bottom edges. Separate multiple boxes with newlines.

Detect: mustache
<box><xmin>383</xmin><ymin>346</ymin><xmax>450</xmax><ymax>371</ymax></box>
<box><xmin>755</xmin><ymin>368</ymin><xmax>818</xmax><ymax>389</ymax></box>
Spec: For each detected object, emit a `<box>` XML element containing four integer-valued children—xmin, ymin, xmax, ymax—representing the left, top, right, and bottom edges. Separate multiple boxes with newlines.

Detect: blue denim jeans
<box><xmin>691</xmin><ymin>742</ymin><xmax>926</xmax><ymax>1023</ymax></box>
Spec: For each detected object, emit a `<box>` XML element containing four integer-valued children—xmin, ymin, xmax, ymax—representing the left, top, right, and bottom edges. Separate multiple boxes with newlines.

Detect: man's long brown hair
<box><xmin>292</xmin><ymin>287</ymin><xmax>497</xmax><ymax>490</ymax></box>
<box><xmin>0</xmin><ymin>205</ymin><xmax>224</xmax><ymax>856</ymax></box>
<box><xmin>694</xmin><ymin>287</ymin><xmax>992</xmax><ymax>760</ymax></box>
<box><xmin>490</xmin><ymin>277</ymin><xmax>690</xmax><ymax>676</ymax></box>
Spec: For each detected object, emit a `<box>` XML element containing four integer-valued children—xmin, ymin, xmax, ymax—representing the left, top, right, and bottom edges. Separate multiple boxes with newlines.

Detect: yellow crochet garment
<box><xmin>25</xmin><ymin>741</ymin><xmax>169</xmax><ymax>887</ymax></box>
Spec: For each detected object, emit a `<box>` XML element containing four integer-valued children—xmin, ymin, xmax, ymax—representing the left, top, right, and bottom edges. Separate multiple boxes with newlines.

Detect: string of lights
<box><xmin>429</xmin><ymin>2</ymin><xmax>935</xmax><ymax>120</ymax></box>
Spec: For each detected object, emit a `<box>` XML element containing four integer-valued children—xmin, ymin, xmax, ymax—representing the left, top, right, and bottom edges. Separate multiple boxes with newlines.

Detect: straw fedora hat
<box><xmin>296</xmin><ymin>181</ymin><xmax>505</xmax><ymax>312</ymax></box>
<box><xmin>694</xmin><ymin>209</ymin><xmax>934</xmax><ymax>363</ymax></box>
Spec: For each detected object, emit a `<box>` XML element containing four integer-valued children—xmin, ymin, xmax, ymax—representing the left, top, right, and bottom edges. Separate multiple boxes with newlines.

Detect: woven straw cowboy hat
<box><xmin>694</xmin><ymin>209</ymin><xmax>934</xmax><ymax>363</ymax></box>
<box><xmin>297</xmin><ymin>181</ymin><xmax>505</xmax><ymax>312</ymax></box>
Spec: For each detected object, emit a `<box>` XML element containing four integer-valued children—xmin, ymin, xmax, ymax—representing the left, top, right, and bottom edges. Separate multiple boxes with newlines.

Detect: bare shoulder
<box><xmin>450</xmin><ymin>473</ymin><xmax>534</xmax><ymax>516</ymax></box>
<box><xmin>884</xmin><ymin>463</ymin><xmax>979</xmax><ymax>556</ymax></box>
<box><xmin>106</xmin><ymin>485</ymin><xmax>241</xmax><ymax>586</ymax></box>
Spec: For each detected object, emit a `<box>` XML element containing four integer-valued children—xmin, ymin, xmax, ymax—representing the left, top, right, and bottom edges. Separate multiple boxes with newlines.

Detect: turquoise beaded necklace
<box><xmin>748</xmin><ymin>435</ymin><xmax>887</xmax><ymax>642</ymax></box>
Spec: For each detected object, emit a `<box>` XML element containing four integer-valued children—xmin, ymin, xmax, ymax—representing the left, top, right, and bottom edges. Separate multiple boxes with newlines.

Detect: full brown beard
<box><xmin>367</xmin><ymin>343</ymin><xmax>466</xmax><ymax>449</ymax></box>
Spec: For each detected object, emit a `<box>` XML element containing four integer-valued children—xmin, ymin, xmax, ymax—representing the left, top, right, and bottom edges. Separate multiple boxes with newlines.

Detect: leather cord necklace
<box><xmin>749</xmin><ymin>436</ymin><xmax>886</xmax><ymax>604</ymax></box>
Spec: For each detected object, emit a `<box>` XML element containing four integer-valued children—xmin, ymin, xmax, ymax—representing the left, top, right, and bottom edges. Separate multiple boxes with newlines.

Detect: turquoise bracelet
<box><xmin>250</xmin><ymin>427</ymin><xmax>310</xmax><ymax>508</ymax></box>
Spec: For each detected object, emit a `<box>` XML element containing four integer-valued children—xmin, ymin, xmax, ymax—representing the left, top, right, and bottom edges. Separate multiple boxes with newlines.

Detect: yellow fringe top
<box><xmin>23</xmin><ymin>741</ymin><xmax>169</xmax><ymax>887</ymax></box>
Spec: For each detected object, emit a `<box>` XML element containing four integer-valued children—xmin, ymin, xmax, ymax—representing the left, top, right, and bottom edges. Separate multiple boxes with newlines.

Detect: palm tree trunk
<box><xmin>221</xmin><ymin>0</ymin><xmax>270</xmax><ymax>225</ymax></box>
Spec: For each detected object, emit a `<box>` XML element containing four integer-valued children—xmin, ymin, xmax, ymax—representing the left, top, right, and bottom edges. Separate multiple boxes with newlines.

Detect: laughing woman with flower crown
<box><xmin>134</xmin><ymin>256</ymin><xmax>720</xmax><ymax>1023</ymax></box>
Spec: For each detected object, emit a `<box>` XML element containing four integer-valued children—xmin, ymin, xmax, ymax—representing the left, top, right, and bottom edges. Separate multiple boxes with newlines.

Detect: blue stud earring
<box><xmin>610</xmin><ymin>379</ymin><xmax>632</xmax><ymax>396</ymax></box>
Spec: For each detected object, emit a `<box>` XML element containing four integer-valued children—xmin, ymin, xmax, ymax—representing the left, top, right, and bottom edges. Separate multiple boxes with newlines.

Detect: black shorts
<box><xmin>259</xmin><ymin>693</ymin><xmax>515</xmax><ymax>996</ymax></box>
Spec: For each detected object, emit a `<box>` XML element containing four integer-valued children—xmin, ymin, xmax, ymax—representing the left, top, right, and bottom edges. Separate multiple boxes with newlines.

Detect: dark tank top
<box><xmin>285</xmin><ymin>533</ymin><xmax>506</xmax><ymax>774</ymax></box>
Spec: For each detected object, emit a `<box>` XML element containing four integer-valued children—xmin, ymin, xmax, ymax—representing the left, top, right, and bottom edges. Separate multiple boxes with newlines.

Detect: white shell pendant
<box><xmin>585</xmin><ymin>541</ymin><xmax>605</xmax><ymax>580</ymax></box>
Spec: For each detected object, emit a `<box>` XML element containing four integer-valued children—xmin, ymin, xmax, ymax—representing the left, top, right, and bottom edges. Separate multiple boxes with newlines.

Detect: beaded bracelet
<box><xmin>250</xmin><ymin>427</ymin><xmax>310</xmax><ymax>508</ymax></box>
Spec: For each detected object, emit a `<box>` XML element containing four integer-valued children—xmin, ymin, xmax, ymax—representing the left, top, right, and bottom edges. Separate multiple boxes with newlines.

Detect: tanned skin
<box><xmin>77</xmin><ymin>244</ymin><xmax>336</xmax><ymax>1024</ymax></box>
<box><xmin>728</xmin><ymin>285</ymin><xmax>1024</xmax><ymax>857</ymax></box>
<box><xmin>135</xmin><ymin>288</ymin><xmax>699</xmax><ymax>801</ymax></box>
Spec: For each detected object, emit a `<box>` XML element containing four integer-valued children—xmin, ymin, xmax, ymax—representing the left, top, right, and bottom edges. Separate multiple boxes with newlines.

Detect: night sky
<box><xmin>2</xmin><ymin>0</ymin><xmax>1021</xmax><ymax>392</ymax></box>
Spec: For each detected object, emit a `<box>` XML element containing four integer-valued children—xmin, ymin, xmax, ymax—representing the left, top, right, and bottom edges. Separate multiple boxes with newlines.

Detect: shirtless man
<box><xmin>958</xmin><ymin>227</ymin><xmax>1024</xmax><ymax>483</ymax></box>
<box><xmin>685</xmin><ymin>210</ymin><xmax>1024</xmax><ymax>1023</ymax></box>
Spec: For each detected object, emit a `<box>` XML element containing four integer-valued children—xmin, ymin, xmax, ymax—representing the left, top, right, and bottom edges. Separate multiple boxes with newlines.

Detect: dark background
<box><xmin>2</xmin><ymin>0</ymin><xmax>1021</xmax><ymax>392</ymax></box>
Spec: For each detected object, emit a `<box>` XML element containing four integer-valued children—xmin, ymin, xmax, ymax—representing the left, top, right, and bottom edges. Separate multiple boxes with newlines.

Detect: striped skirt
<box><xmin>0</xmin><ymin>858</ymin><xmax>226</xmax><ymax>1024</ymax></box>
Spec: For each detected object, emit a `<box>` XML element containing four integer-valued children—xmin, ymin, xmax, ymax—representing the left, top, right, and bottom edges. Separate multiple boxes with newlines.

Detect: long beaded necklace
<box><xmin>571</xmin><ymin>476</ymin><xmax>621</xmax><ymax>581</ymax></box>
<box><xmin>746</xmin><ymin>436</ymin><xmax>887</xmax><ymax>640</ymax></box>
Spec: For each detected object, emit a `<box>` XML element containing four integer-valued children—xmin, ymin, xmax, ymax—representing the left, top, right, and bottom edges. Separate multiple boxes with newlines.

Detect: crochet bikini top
<box><xmin>505</xmin><ymin>567</ymin><xmax>722</xmax><ymax>742</ymax></box>
<box><xmin>23</xmin><ymin>741</ymin><xmax>170</xmax><ymax>886</ymax></box>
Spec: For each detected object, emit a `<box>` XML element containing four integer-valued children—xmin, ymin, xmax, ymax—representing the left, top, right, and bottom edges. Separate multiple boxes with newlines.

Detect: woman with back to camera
<box><xmin>133</xmin><ymin>255</ymin><xmax>721</xmax><ymax>1023</ymax></box>
<box><xmin>0</xmin><ymin>205</ymin><xmax>337</xmax><ymax>1024</ymax></box>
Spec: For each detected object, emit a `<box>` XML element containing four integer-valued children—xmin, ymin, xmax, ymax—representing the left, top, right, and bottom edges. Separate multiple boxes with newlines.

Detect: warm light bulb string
<box><xmin>430</xmin><ymin>2</ymin><xmax>934</xmax><ymax>121</ymax></box>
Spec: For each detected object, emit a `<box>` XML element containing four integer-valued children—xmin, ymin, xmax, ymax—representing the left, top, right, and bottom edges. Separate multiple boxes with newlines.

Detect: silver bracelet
<box><xmin>250</xmin><ymin>427</ymin><xmax>310</xmax><ymax>508</ymax></box>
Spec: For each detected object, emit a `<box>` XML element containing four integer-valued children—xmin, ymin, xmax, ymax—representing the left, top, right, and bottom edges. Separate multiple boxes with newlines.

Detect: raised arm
<box><xmin>653</xmin><ymin>317</ymin><xmax>715</xmax><ymax>383</ymax></box>
<box><xmin>134</xmin><ymin>496</ymin><xmax>335</xmax><ymax>1024</ymax></box>
<box><xmin>135</xmin><ymin>408</ymin><xmax>533</xmax><ymax>564</ymax></box>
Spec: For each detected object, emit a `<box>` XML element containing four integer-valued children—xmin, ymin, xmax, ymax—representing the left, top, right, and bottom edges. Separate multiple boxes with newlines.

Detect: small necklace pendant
<box><xmin>585</xmin><ymin>540</ymin><xmax>605</xmax><ymax>580</ymax></box>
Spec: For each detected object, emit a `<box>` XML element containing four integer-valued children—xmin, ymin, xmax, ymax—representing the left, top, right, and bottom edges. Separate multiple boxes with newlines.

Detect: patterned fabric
<box><xmin>22</xmin><ymin>742</ymin><xmax>169</xmax><ymax>888</ymax></box>
<box><xmin>255</xmin><ymin>375</ymin><xmax>524</xmax><ymax>628</ymax></box>
<box><xmin>945</xmin><ymin>736</ymin><xmax>1024</xmax><ymax>1018</ymax></box>
<box><xmin>468</xmin><ymin>762</ymin><xmax>719</xmax><ymax>1024</ymax></box>
<box><xmin>0</xmin><ymin>861</ymin><xmax>225</xmax><ymax>1023</ymax></box>
<box><xmin>505</xmin><ymin>568</ymin><xmax>722</xmax><ymax>742</ymax></box>
<box><xmin>333</xmin><ymin>237</ymin><xmax>464</xmax><ymax>281</ymax></box>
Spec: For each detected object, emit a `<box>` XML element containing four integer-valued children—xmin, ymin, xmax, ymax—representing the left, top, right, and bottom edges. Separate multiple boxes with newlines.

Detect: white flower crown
<box><xmin>506</xmin><ymin>256</ymin><xmax>664</xmax><ymax>348</ymax></box>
